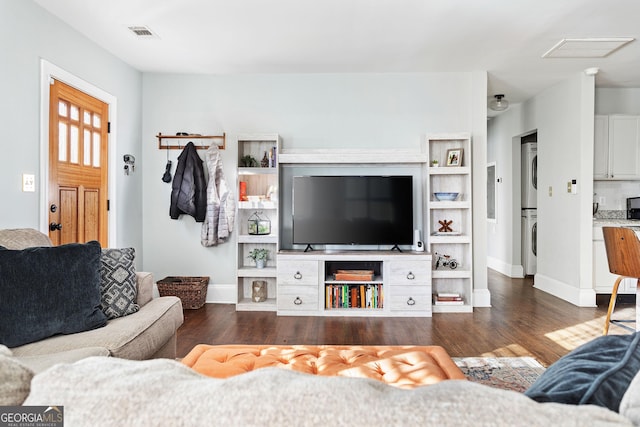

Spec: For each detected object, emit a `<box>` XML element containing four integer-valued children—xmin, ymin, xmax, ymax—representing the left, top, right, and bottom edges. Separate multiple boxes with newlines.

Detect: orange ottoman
<box><xmin>181</xmin><ymin>345</ymin><xmax>466</xmax><ymax>389</ymax></box>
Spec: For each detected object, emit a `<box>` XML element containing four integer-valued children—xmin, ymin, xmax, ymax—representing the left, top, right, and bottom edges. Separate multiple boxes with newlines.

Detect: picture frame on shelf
<box><xmin>446</xmin><ymin>148</ymin><xmax>463</xmax><ymax>166</ymax></box>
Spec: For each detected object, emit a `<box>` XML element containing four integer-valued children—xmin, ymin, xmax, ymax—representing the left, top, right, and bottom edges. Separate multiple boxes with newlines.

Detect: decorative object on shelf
<box><xmin>446</xmin><ymin>149</ymin><xmax>463</xmax><ymax>167</ymax></box>
<box><xmin>434</xmin><ymin>192</ymin><xmax>459</xmax><ymax>201</ymax></box>
<box><xmin>240</xmin><ymin>155</ymin><xmax>258</xmax><ymax>167</ymax></box>
<box><xmin>431</xmin><ymin>160</ymin><xmax>439</xmax><ymax>167</ymax></box>
<box><xmin>489</xmin><ymin>94</ymin><xmax>509</xmax><ymax>112</ymax></box>
<box><xmin>438</xmin><ymin>219</ymin><xmax>454</xmax><ymax>233</ymax></box>
<box><xmin>261</xmin><ymin>152</ymin><xmax>269</xmax><ymax>167</ymax></box>
<box><xmin>434</xmin><ymin>253</ymin><xmax>458</xmax><ymax>269</ymax></box>
<box><xmin>239</xmin><ymin>182</ymin><xmax>248</xmax><ymax>201</ymax></box>
<box><xmin>252</xmin><ymin>280</ymin><xmax>267</xmax><ymax>302</ymax></box>
<box><xmin>266</xmin><ymin>185</ymin><xmax>278</xmax><ymax>202</ymax></box>
<box><xmin>248</xmin><ymin>248</ymin><xmax>269</xmax><ymax>269</ymax></box>
<box><xmin>248</xmin><ymin>211</ymin><xmax>271</xmax><ymax>235</ymax></box>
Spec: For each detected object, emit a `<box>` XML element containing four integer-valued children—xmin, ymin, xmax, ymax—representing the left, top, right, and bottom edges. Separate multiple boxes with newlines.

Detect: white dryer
<box><xmin>521</xmin><ymin>142</ymin><xmax>537</xmax><ymax>209</ymax></box>
<box><xmin>522</xmin><ymin>209</ymin><xmax>537</xmax><ymax>275</ymax></box>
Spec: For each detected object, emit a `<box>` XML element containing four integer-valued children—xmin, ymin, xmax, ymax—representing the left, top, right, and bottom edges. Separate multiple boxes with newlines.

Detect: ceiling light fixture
<box><xmin>489</xmin><ymin>94</ymin><xmax>509</xmax><ymax>112</ymax></box>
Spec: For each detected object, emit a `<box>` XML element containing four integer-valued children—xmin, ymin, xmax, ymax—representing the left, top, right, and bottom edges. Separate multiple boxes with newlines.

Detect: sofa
<box><xmin>3</xmin><ymin>332</ymin><xmax>640</xmax><ymax>426</ymax></box>
<box><xmin>0</xmin><ymin>228</ymin><xmax>184</xmax><ymax>372</ymax></box>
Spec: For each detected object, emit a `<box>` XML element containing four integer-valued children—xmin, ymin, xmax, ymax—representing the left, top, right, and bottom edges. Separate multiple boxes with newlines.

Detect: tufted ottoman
<box><xmin>181</xmin><ymin>344</ymin><xmax>465</xmax><ymax>389</ymax></box>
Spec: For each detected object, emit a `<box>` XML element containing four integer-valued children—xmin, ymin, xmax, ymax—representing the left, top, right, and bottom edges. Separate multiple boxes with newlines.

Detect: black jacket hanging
<box><xmin>170</xmin><ymin>142</ymin><xmax>207</xmax><ymax>222</ymax></box>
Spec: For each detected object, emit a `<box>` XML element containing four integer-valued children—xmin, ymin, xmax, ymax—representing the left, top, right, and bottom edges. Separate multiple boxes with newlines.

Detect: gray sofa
<box><xmin>0</xmin><ymin>228</ymin><xmax>183</xmax><ymax>372</ymax></box>
<box><xmin>16</xmin><ymin>356</ymin><xmax>638</xmax><ymax>426</ymax></box>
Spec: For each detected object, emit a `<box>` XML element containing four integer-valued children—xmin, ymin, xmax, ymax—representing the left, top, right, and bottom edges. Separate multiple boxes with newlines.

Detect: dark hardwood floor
<box><xmin>176</xmin><ymin>269</ymin><xmax>630</xmax><ymax>367</ymax></box>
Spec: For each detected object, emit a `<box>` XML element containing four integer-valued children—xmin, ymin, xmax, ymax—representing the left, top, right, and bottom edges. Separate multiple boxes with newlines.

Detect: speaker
<box><xmin>413</xmin><ymin>230</ymin><xmax>425</xmax><ymax>252</ymax></box>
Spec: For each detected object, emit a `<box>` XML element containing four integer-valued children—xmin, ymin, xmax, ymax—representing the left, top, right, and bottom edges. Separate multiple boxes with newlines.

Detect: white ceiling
<box><xmin>34</xmin><ymin>0</ymin><xmax>640</xmax><ymax>106</ymax></box>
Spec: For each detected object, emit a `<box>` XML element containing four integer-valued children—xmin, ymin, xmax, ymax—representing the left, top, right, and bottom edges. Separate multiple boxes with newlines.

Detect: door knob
<box><xmin>49</xmin><ymin>222</ymin><xmax>62</xmax><ymax>231</ymax></box>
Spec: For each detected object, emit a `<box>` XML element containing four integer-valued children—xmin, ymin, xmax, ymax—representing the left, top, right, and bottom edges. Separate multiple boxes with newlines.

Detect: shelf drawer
<box><xmin>277</xmin><ymin>260</ymin><xmax>319</xmax><ymax>286</ymax></box>
<box><xmin>388</xmin><ymin>290</ymin><xmax>432</xmax><ymax>312</ymax></box>
<box><xmin>388</xmin><ymin>262</ymin><xmax>430</xmax><ymax>286</ymax></box>
<box><xmin>277</xmin><ymin>286</ymin><xmax>319</xmax><ymax>311</ymax></box>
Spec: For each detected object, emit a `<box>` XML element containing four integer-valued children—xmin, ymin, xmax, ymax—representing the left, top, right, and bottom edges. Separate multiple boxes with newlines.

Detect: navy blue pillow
<box><xmin>0</xmin><ymin>241</ymin><xmax>107</xmax><ymax>348</ymax></box>
<box><xmin>525</xmin><ymin>332</ymin><xmax>640</xmax><ymax>412</ymax></box>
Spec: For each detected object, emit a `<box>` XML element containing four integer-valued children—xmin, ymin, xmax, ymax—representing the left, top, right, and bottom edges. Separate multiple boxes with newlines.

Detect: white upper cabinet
<box><xmin>595</xmin><ymin>115</ymin><xmax>640</xmax><ymax>180</ymax></box>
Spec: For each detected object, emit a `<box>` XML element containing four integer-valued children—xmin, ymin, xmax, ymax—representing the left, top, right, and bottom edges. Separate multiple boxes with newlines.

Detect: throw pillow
<box><xmin>0</xmin><ymin>241</ymin><xmax>107</xmax><ymax>348</ymax></box>
<box><xmin>525</xmin><ymin>331</ymin><xmax>640</xmax><ymax>412</ymax></box>
<box><xmin>100</xmin><ymin>248</ymin><xmax>139</xmax><ymax>319</ymax></box>
<box><xmin>0</xmin><ymin>345</ymin><xmax>34</xmax><ymax>405</ymax></box>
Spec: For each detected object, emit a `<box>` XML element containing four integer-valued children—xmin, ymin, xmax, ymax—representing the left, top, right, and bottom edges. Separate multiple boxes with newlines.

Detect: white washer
<box><xmin>522</xmin><ymin>209</ymin><xmax>537</xmax><ymax>275</ymax></box>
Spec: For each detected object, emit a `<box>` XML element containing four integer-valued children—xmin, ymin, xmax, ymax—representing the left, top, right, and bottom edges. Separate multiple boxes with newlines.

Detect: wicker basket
<box><xmin>157</xmin><ymin>276</ymin><xmax>209</xmax><ymax>309</ymax></box>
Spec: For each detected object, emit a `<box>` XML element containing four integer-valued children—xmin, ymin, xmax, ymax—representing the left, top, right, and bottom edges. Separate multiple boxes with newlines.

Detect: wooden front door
<box><xmin>48</xmin><ymin>79</ymin><xmax>109</xmax><ymax>246</ymax></box>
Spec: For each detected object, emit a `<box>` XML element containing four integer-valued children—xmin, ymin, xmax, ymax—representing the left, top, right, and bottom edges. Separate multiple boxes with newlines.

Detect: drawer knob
<box><xmin>294</xmin><ymin>296</ymin><xmax>302</xmax><ymax>305</ymax></box>
<box><xmin>406</xmin><ymin>272</ymin><xmax>415</xmax><ymax>280</ymax></box>
<box><xmin>294</xmin><ymin>272</ymin><xmax>302</xmax><ymax>280</ymax></box>
<box><xmin>407</xmin><ymin>297</ymin><xmax>416</xmax><ymax>306</ymax></box>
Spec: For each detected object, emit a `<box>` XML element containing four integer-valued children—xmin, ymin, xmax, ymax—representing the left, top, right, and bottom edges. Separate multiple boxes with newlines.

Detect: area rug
<box><xmin>453</xmin><ymin>357</ymin><xmax>546</xmax><ymax>392</ymax></box>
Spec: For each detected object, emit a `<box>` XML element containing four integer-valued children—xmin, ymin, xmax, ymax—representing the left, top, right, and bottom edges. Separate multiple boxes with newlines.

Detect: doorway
<box><xmin>40</xmin><ymin>60</ymin><xmax>117</xmax><ymax>246</ymax></box>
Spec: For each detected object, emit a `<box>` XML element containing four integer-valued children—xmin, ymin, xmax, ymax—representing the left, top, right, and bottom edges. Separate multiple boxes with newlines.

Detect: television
<box><xmin>292</xmin><ymin>175</ymin><xmax>413</xmax><ymax>249</ymax></box>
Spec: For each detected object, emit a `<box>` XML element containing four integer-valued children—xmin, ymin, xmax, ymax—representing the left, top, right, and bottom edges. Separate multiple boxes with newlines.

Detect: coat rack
<box><xmin>156</xmin><ymin>133</ymin><xmax>226</xmax><ymax>150</ymax></box>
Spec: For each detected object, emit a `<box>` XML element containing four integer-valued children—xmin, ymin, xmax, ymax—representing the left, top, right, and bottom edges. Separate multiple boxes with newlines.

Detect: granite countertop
<box><xmin>593</xmin><ymin>210</ymin><xmax>640</xmax><ymax>227</ymax></box>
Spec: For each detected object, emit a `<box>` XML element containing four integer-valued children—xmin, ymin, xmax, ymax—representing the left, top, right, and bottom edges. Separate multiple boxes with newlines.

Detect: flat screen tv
<box><xmin>292</xmin><ymin>175</ymin><xmax>413</xmax><ymax>249</ymax></box>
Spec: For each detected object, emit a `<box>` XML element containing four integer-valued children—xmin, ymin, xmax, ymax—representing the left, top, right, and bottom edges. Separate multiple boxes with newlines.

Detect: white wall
<box><xmin>487</xmin><ymin>72</ymin><xmax>596</xmax><ymax>306</ymax></box>
<box><xmin>0</xmin><ymin>1</ymin><xmax>143</xmax><ymax>251</ymax></box>
<box><xmin>142</xmin><ymin>72</ymin><xmax>489</xmax><ymax>302</ymax></box>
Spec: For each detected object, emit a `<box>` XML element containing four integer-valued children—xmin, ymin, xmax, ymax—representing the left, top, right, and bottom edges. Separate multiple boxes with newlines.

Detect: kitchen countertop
<box><xmin>593</xmin><ymin>218</ymin><xmax>640</xmax><ymax>227</ymax></box>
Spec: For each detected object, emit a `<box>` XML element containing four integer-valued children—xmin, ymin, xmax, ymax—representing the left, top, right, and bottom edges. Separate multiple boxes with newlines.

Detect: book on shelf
<box><xmin>325</xmin><ymin>284</ymin><xmax>383</xmax><ymax>309</ymax></box>
<box><xmin>434</xmin><ymin>292</ymin><xmax>464</xmax><ymax>305</ymax></box>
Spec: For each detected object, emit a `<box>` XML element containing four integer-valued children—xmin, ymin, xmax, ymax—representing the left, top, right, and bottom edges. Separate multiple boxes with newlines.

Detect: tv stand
<box><xmin>390</xmin><ymin>245</ymin><xmax>402</xmax><ymax>252</ymax></box>
<box><xmin>277</xmin><ymin>250</ymin><xmax>432</xmax><ymax>317</ymax></box>
<box><xmin>303</xmin><ymin>244</ymin><xmax>314</xmax><ymax>252</ymax></box>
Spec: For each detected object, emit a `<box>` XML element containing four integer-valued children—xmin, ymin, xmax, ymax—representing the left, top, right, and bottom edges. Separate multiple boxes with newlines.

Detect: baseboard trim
<box><xmin>473</xmin><ymin>288</ymin><xmax>491</xmax><ymax>307</ymax></box>
<box><xmin>206</xmin><ymin>284</ymin><xmax>236</xmax><ymax>304</ymax></box>
<box><xmin>487</xmin><ymin>256</ymin><xmax>524</xmax><ymax>278</ymax></box>
<box><xmin>534</xmin><ymin>273</ymin><xmax>596</xmax><ymax>307</ymax></box>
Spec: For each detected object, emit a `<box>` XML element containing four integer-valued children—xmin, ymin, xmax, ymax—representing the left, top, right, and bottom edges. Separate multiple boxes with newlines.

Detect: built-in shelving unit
<box><xmin>426</xmin><ymin>133</ymin><xmax>473</xmax><ymax>313</ymax></box>
<box><xmin>277</xmin><ymin>251</ymin><xmax>432</xmax><ymax>317</ymax></box>
<box><xmin>235</xmin><ymin>134</ymin><xmax>280</xmax><ymax>311</ymax></box>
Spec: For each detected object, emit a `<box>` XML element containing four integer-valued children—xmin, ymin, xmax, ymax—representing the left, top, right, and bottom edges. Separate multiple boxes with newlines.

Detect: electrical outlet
<box><xmin>599</xmin><ymin>196</ymin><xmax>606</xmax><ymax>205</ymax></box>
<box><xmin>22</xmin><ymin>174</ymin><xmax>35</xmax><ymax>192</ymax></box>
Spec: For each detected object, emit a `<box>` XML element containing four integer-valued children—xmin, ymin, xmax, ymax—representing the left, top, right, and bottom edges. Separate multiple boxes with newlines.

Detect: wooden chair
<box><xmin>602</xmin><ymin>226</ymin><xmax>640</xmax><ymax>335</ymax></box>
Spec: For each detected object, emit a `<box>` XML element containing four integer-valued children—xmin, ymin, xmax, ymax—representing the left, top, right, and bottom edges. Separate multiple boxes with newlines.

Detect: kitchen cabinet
<box><xmin>594</xmin><ymin>115</ymin><xmax>640</xmax><ymax>180</ymax></box>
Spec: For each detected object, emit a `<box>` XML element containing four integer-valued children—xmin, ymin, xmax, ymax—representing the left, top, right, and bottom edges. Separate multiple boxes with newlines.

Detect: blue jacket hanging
<box><xmin>170</xmin><ymin>142</ymin><xmax>207</xmax><ymax>222</ymax></box>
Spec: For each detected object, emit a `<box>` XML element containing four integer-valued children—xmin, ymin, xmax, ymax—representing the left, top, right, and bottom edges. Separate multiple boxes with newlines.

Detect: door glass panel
<box><xmin>58</xmin><ymin>123</ymin><xmax>67</xmax><ymax>161</ymax></box>
<box><xmin>83</xmin><ymin>111</ymin><xmax>91</xmax><ymax>125</ymax></box>
<box><xmin>70</xmin><ymin>105</ymin><xmax>79</xmax><ymax>121</ymax></box>
<box><xmin>58</xmin><ymin>101</ymin><xmax>67</xmax><ymax>117</ymax></box>
<box><xmin>93</xmin><ymin>132</ymin><xmax>100</xmax><ymax>167</ymax></box>
<box><xmin>93</xmin><ymin>114</ymin><xmax>100</xmax><ymax>128</ymax></box>
<box><xmin>83</xmin><ymin>129</ymin><xmax>91</xmax><ymax>165</ymax></box>
<box><xmin>70</xmin><ymin>125</ymin><xmax>79</xmax><ymax>164</ymax></box>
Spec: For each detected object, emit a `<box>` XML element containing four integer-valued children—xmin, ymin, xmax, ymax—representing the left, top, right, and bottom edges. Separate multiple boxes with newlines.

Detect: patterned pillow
<box><xmin>100</xmin><ymin>248</ymin><xmax>140</xmax><ymax>319</ymax></box>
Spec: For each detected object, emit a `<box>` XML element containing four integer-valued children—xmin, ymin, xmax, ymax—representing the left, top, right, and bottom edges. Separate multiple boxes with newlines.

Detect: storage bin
<box><xmin>157</xmin><ymin>276</ymin><xmax>209</xmax><ymax>309</ymax></box>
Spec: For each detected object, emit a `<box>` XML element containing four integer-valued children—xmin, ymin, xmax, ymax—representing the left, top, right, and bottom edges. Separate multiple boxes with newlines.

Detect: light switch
<box><xmin>548</xmin><ymin>186</ymin><xmax>553</xmax><ymax>197</ymax></box>
<box><xmin>22</xmin><ymin>174</ymin><xmax>35</xmax><ymax>192</ymax></box>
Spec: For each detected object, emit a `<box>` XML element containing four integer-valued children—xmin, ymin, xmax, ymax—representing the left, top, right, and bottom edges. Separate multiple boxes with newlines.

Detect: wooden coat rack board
<box><xmin>156</xmin><ymin>133</ymin><xmax>226</xmax><ymax>150</ymax></box>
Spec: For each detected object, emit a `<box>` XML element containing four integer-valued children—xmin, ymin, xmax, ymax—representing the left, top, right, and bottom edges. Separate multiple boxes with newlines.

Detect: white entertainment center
<box><xmin>235</xmin><ymin>133</ymin><xmax>474</xmax><ymax>317</ymax></box>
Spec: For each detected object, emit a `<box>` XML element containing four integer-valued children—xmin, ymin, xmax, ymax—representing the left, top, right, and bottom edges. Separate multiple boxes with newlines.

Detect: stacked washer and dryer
<box><xmin>521</xmin><ymin>142</ymin><xmax>537</xmax><ymax>276</ymax></box>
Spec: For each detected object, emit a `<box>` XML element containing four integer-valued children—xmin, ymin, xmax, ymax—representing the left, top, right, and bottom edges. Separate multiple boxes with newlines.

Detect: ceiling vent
<box><xmin>542</xmin><ymin>38</ymin><xmax>634</xmax><ymax>58</ymax></box>
<box><xmin>127</xmin><ymin>25</ymin><xmax>159</xmax><ymax>39</ymax></box>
